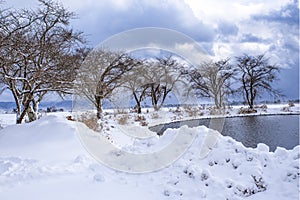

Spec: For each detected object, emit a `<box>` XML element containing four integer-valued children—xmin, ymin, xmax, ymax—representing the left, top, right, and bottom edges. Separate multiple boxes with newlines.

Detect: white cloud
<box><xmin>174</xmin><ymin>42</ymin><xmax>212</xmax><ymax>64</ymax></box>
<box><xmin>184</xmin><ymin>0</ymin><xmax>291</xmax><ymax>24</ymax></box>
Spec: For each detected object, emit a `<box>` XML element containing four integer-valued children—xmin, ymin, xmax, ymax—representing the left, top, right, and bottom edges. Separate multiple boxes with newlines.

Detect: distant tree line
<box><xmin>0</xmin><ymin>0</ymin><xmax>281</xmax><ymax>123</ymax></box>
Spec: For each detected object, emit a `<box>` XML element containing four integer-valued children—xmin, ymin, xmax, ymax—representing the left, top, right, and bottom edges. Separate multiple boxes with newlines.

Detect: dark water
<box><xmin>150</xmin><ymin>114</ymin><xmax>300</xmax><ymax>152</ymax></box>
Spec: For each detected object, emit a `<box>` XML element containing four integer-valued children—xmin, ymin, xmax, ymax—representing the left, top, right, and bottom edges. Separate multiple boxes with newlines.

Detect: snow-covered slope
<box><xmin>0</xmin><ymin>115</ymin><xmax>299</xmax><ymax>200</ymax></box>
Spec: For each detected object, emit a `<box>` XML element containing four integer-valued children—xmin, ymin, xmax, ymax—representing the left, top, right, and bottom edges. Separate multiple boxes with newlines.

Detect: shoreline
<box><xmin>148</xmin><ymin>111</ymin><xmax>300</xmax><ymax>128</ymax></box>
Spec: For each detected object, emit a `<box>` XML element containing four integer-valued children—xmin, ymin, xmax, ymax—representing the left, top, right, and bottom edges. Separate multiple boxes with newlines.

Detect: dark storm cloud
<box><xmin>240</xmin><ymin>33</ymin><xmax>268</xmax><ymax>43</ymax></box>
<box><xmin>249</xmin><ymin>1</ymin><xmax>299</xmax><ymax>99</ymax></box>
<box><xmin>277</xmin><ymin>59</ymin><xmax>299</xmax><ymax>99</ymax></box>
<box><xmin>252</xmin><ymin>0</ymin><xmax>299</xmax><ymax>26</ymax></box>
<box><xmin>73</xmin><ymin>1</ymin><xmax>215</xmax><ymax>46</ymax></box>
<box><xmin>217</xmin><ymin>21</ymin><xmax>239</xmax><ymax>36</ymax></box>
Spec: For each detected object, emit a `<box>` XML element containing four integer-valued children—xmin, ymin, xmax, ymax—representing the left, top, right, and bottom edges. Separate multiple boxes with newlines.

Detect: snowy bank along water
<box><xmin>150</xmin><ymin>114</ymin><xmax>299</xmax><ymax>151</ymax></box>
<box><xmin>0</xmin><ymin>114</ymin><xmax>299</xmax><ymax>200</ymax></box>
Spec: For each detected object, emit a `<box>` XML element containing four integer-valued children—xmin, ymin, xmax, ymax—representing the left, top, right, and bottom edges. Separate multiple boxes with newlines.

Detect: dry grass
<box><xmin>114</xmin><ymin>109</ymin><xmax>128</xmax><ymax>117</ymax></box>
<box><xmin>116</xmin><ymin>115</ymin><xmax>129</xmax><ymax>125</ymax></box>
<box><xmin>209</xmin><ymin>107</ymin><xmax>226</xmax><ymax>115</ymax></box>
<box><xmin>237</xmin><ymin>107</ymin><xmax>257</xmax><ymax>114</ymax></box>
<box><xmin>77</xmin><ymin>112</ymin><xmax>99</xmax><ymax>131</ymax></box>
<box><xmin>184</xmin><ymin>106</ymin><xmax>199</xmax><ymax>118</ymax></box>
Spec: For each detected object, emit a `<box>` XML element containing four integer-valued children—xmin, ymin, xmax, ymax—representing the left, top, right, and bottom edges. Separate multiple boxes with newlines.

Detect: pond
<box><xmin>150</xmin><ymin>114</ymin><xmax>300</xmax><ymax>152</ymax></box>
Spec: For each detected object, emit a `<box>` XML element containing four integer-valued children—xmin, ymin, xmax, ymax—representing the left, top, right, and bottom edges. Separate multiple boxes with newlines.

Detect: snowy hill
<box><xmin>0</xmin><ymin>114</ymin><xmax>299</xmax><ymax>199</ymax></box>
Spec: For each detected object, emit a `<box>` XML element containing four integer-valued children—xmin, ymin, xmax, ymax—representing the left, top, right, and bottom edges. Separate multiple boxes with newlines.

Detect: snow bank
<box><xmin>0</xmin><ymin>115</ymin><xmax>298</xmax><ymax>200</ymax></box>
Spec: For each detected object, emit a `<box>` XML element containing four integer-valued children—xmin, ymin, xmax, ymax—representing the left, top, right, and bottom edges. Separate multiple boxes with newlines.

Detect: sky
<box><xmin>1</xmin><ymin>0</ymin><xmax>299</xmax><ymax>100</ymax></box>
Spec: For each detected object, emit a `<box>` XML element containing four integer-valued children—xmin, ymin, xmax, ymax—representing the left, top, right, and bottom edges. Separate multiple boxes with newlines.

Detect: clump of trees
<box><xmin>76</xmin><ymin>54</ymin><xmax>186</xmax><ymax>118</ymax></box>
<box><xmin>188</xmin><ymin>54</ymin><xmax>280</xmax><ymax>112</ymax></box>
<box><xmin>0</xmin><ymin>1</ymin><xmax>282</xmax><ymax>124</ymax></box>
<box><xmin>0</xmin><ymin>0</ymin><xmax>85</xmax><ymax>123</ymax></box>
<box><xmin>76</xmin><ymin>51</ymin><xmax>280</xmax><ymax>118</ymax></box>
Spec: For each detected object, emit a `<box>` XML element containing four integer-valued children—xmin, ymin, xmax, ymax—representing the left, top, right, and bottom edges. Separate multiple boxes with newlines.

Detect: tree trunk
<box><xmin>133</xmin><ymin>92</ymin><xmax>142</xmax><ymax>114</ymax></box>
<box><xmin>16</xmin><ymin>115</ymin><xmax>22</xmax><ymax>124</ymax></box>
<box><xmin>159</xmin><ymin>89</ymin><xmax>169</xmax><ymax>110</ymax></box>
<box><xmin>152</xmin><ymin>95</ymin><xmax>159</xmax><ymax>111</ymax></box>
<box><xmin>137</xmin><ymin>102</ymin><xmax>142</xmax><ymax>114</ymax></box>
<box><xmin>214</xmin><ymin>96</ymin><xmax>219</xmax><ymax>109</ymax></box>
<box><xmin>27</xmin><ymin>105</ymin><xmax>37</xmax><ymax>122</ymax></box>
<box><xmin>16</xmin><ymin>106</ymin><xmax>28</xmax><ymax>124</ymax></box>
<box><xmin>95</xmin><ymin>96</ymin><xmax>103</xmax><ymax>119</ymax></box>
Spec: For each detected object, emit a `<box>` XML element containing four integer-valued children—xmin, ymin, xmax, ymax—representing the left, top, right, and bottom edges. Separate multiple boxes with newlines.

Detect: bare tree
<box><xmin>144</xmin><ymin>56</ymin><xmax>185</xmax><ymax>111</ymax></box>
<box><xmin>235</xmin><ymin>54</ymin><xmax>280</xmax><ymax>109</ymax></box>
<box><xmin>121</xmin><ymin>62</ymin><xmax>149</xmax><ymax>114</ymax></box>
<box><xmin>190</xmin><ymin>58</ymin><xmax>235</xmax><ymax>109</ymax></box>
<box><xmin>0</xmin><ymin>0</ymin><xmax>84</xmax><ymax>123</ymax></box>
<box><xmin>75</xmin><ymin>49</ymin><xmax>138</xmax><ymax>119</ymax></box>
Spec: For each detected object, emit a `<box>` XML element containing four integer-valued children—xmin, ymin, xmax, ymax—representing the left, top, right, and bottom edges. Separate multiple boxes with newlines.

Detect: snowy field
<box><xmin>0</xmin><ymin>103</ymin><xmax>299</xmax><ymax>199</ymax></box>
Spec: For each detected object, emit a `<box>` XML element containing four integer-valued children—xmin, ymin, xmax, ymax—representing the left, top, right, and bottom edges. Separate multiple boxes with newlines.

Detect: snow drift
<box><xmin>0</xmin><ymin>115</ymin><xmax>299</xmax><ymax>200</ymax></box>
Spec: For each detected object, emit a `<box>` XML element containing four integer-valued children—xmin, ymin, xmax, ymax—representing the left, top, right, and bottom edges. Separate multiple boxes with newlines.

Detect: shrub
<box><xmin>184</xmin><ymin>106</ymin><xmax>199</xmax><ymax>118</ymax></box>
<box><xmin>140</xmin><ymin>121</ymin><xmax>148</xmax><ymax>126</ymax></box>
<box><xmin>227</xmin><ymin>106</ymin><xmax>233</xmax><ymax>111</ymax></box>
<box><xmin>116</xmin><ymin>115</ymin><xmax>129</xmax><ymax>125</ymax></box>
<box><xmin>77</xmin><ymin>112</ymin><xmax>99</xmax><ymax>131</ymax></box>
<box><xmin>261</xmin><ymin>104</ymin><xmax>267</xmax><ymax>112</ymax></box>
<box><xmin>151</xmin><ymin>112</ymin><xmax>159</xmax><ymax>119</ymax></box>
<box><xmin>66</xmin><ymin>116</ymin><xmax>75</xmax><ymax>121</ymax></box>
<box><xmin>134</xmin><ymin>115</ymin><xmax>146</xmax><ymax>122</ymax></box>
<box><xmin>171</xmin><ymin>115</ymin><xmax>183</xmax><ymax>121</ymax></box>
<box><xmin>237</xmin><ymin>107</ymin><xmax>257</xmax><ymax>114</ymax></box>
<box><xmin>288</xmin><ymin>102</ymin><xmax>295</xmax><ymax>107</ymax></box>
<box><xmin>114</xmin><ymin>109</ymin><xmax>128</xmax><ymax>117</ymax></box>
<box><xmin>173</xmin><ymin>106</ymin><xmax>182</xmax><ymax>113</ymax></box>
<box><xmin>281</xmin><ymin>106</ymin><xmax>291</xmax><ymax>112</ymax></box>
<box><xmin>46</xmin><ymin>106</ymin><xmax>58</xmax><ymax>112</ymax></box>
<box><xmin>209</xmin><ymin>107</ymin><xmax>225</xmax><ymax>115</ymax></box>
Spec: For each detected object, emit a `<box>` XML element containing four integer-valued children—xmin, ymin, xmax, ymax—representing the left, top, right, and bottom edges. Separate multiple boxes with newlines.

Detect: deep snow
<box><xmin>0</xmin><ymin>106</ymin><xmax>299</xmax><ymax>199</ymax></box>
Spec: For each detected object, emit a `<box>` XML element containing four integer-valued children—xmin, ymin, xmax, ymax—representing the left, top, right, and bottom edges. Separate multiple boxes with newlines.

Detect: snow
<box><xmin>0</xmin><ymin>103</ymin><xmax>299</xmax><ymax>199</ymax></box>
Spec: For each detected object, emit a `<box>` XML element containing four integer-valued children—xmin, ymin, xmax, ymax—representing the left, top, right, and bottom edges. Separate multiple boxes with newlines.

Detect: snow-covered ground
<box><xmin>0</xmin><ymin>103</ymin><xmax>299</xmax><ymax>199</ymax></box>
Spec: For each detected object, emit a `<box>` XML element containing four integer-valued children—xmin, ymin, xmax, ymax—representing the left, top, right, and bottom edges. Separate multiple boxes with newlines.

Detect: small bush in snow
<box><xmin>140</xmin><ymin>121</ymin><xmax>148</xmax><ymax>126</ymax></box>
<box><xmin>261</xmin><ymin>104</ymin><xmax>267</xmax><ymax>112</ymax></box>
<box><xmin>183</xmin><ymin>106</ymin><xmax>199</xmax><ymax>118</ymax></box>
<box><xmin>114</xmin><ymin>109</ymin><xmax>128</xmax><ymax>117</ymax></box>
<box><xmin>234</xmin><ymin>176</ymin><xmax>267</xmax><ymax>197</ymax></box>
<box><xmin>237</xmin><ymin>107</ymin><xmax>257</xmax><ymax>114</ymax></box>
<box><xmin>173</xmin><ymin>106</ymin><xmax>182</xmax><ymax>113</ymax></box>
<box><xmin>116</xmin><ymin>115</ymin><xmax>129</xmax><ymax>125</ymax></box>
<box><xmin>209</xmin><ymin>106</ymin><xmax>225</xmax><ymax>115</ymax></box>
<box><xmin>171</xmin><ymin>115</ymin><xmax>183</xmax><ymax>121</ymax></box>
<box><xmin>226</xmin><ymin>106</ymin><xmax>233</xmax><ymax>112</ymax></box>
<box><xmin>66</xmin><ymin>116</ymin><xmax>75</xmax><ymax>121</ymax></box>
<box><xmin>77</xmin><ymin>112</ymin><xmax>99</xmax><ymax>131</ymax></box>
<box><xmin>281</xmin><ymin>106</ymin><xmax>291</xmax><ymax>112</ymax></box>
<box><xmin>151</xmin><ymin>112</ymin><xmax>159</xmax><ymax>119</ymax></box>
<box><xmin>288</xmin><ymin>102</ymin><xmax>295</xmax><ymax>107</ymax></box>
<box><xmin>134</xmin><ymin>115</ymin><xmax>146</xmax><ymax>122</ymax></box>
